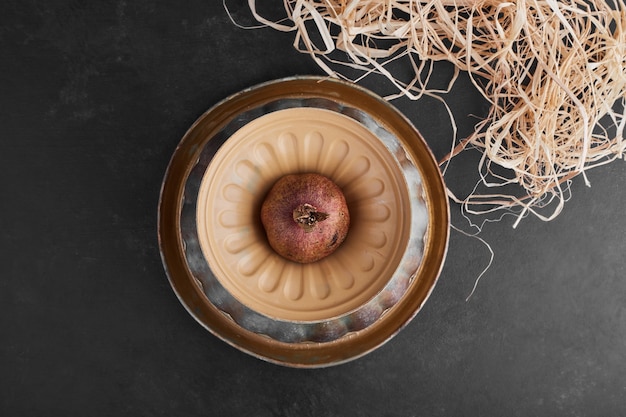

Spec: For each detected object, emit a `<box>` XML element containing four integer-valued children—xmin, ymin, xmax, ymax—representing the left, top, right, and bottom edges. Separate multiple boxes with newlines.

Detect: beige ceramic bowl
<box><xmin>158</xmin><ymin>76</ymin><xmax>449</xmax><ymax>367</ymax></box>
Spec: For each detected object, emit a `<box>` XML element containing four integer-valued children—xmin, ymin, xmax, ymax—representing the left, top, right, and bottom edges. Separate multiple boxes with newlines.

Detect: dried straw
<box><xmin>244</xmin><ymin>0</ymin><xmax>626</xmax><ymax>225</ymax></box>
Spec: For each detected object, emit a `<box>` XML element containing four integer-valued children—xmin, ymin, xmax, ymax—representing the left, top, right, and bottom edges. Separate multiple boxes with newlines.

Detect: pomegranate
<box><xmin>260</xmin><ymin>173</ymin><xmax>350</xmax><ymax>263</ymax></box>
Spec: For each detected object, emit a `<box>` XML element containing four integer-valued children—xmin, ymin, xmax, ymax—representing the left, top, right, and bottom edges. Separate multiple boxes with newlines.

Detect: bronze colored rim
<box><xmin>157</xmin><ymin>76</ymin><xmax>449</xmax><ymax>368</ymax></box>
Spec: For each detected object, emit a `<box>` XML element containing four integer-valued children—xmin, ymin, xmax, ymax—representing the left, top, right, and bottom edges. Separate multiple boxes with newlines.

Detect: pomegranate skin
<box><xmin>260</xmin><ymin>173</ymin><xmax>350</xmax><ymax>263</ymax></box>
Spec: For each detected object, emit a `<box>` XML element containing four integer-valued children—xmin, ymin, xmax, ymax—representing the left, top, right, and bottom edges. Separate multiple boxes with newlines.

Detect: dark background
<box><xmin>2</xmin><ymin>1</ymin><xmax>626</xmax><ymax>415</ymax></box>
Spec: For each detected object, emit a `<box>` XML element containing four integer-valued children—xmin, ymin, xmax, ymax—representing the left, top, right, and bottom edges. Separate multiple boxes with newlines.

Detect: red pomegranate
<box><xmin>260</xmin><ymin>173</ymin><xmax>350</xmax><ymax>263</ymax></box>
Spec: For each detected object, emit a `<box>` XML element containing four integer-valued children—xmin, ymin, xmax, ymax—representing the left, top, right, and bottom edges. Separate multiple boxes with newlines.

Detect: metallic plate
<box><xmin>158</xmin><ymin>76</ymin><xmax>449</xmax><ymax>367</ymax></box>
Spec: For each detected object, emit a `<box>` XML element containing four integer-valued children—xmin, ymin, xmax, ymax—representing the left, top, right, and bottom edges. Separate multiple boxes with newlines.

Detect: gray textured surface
<box><xmin>2</xmin><ymin>1</ymin><xmax>626</xmax><ymax>415</ymax></box>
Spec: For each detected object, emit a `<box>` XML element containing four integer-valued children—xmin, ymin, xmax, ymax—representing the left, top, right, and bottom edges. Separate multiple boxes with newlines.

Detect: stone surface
<box><xmin>2</xmin><ymin>1</ymin><xmax>626</xmax><ymax>415</ymax></box>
